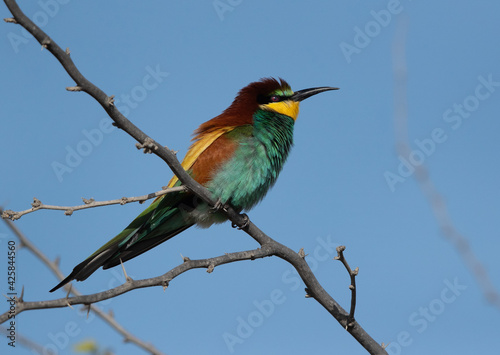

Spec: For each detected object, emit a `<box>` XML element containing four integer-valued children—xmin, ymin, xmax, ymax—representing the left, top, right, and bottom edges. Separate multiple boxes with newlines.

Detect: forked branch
<box><xmin>1</xmin><ymin>210</ymin><xmax>166</xmax><ymax>355</ymax></box>
<box><xmin>0</xmin><ymin>245</ymin><xmax>275</xmax><ymax>322</ymax></box>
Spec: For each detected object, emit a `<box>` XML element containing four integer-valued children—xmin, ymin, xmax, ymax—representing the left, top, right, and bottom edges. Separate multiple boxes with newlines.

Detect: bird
<box><xmin>50</xmin><ymin>78</ymin><xmax>338</xmax><ymax>292</ymax></box>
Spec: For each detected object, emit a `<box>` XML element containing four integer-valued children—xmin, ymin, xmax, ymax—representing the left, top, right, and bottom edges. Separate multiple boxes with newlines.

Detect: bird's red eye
<box><xmin>270</xmin><ymin>95</ymin><xmax>280</xmax><ymax>102</ymax></box>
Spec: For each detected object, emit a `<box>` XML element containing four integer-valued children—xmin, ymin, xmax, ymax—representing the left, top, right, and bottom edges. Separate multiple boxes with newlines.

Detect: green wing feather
<box><xmin>50</xmin><ymin>189</ymin><xmax>194</xmax><ymax>292</ymax></box>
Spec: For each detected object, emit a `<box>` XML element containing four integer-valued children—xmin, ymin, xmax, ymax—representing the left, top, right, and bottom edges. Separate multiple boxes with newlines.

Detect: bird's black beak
<box><xmin>290</xmin><ymin>86</ymin><xmax>339</xmax><ymax>102</ymax></box>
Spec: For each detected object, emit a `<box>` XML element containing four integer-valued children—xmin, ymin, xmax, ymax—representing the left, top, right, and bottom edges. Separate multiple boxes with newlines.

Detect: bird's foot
<box><xmin>232</xmin><ymin>213</ymin><xmax>250</xmax><ymax>230</ymax></box>
<box><xmin>211</xmin><ymin>198</ymin><xmax>229</xmax><ymax>213</ymax></box>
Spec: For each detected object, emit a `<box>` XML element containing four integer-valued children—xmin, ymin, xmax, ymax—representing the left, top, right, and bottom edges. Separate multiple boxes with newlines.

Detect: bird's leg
<box><xmin>211</xmin><ymin>199</ymin><xmax>249</xmax><ymax>229</ymax></box>
<box><xmin>211</xmin><ymin>198</ymin><xmax>223</xmax><ymax>212</ymax></box>
<box><xmin>210</xmin><ymin>198</ymin><xmax>230</xmax><ymax>213</ymax></box>
<box><xmin>232</xmin><ymin>213</ymin><xmax>250</xmax><ymax>230</ymax></box>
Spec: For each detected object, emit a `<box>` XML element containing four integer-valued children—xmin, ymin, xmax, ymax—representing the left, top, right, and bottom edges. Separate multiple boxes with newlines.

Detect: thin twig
<box><xmin>1</xmin><ymin>209</ymin><xmax>166</xmax><ymax>355</ymax></box>
<box><xmin>335</xmin><ymin>246</ymin><xmax>358</xmax><ymax>328</ymax></box>
<box><xmin>1</xmin><ymin>186</ymin><xmax>186</xmax><ymax>221</ymax></box>
<box><xmin>3</xmin><ymin>1</ymin><xmax>388</xmax><ymax>353</ymax></box>
<box><xmin>392</xmin><ymin>15</ymin><xmax>500</xmax><ymax>309</ymax></box>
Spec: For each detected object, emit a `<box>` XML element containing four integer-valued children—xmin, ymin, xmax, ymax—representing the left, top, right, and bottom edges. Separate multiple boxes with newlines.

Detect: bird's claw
<box><xmin>211</xmin><ymin>199</ymin><xmax>222</xmax><ymax>213</ymax></box>
<box><xmin>211</xmin><ymin>198</ymin><xmax>229</xmax><ymax>213</ymax></box>
<box><xmin>232</xmin><ymin>213</ymin><xmax>249</xmax><ymax>230</ymax></box>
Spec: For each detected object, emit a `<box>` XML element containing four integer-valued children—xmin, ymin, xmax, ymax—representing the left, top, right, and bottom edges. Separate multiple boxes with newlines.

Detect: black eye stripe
<box><xmin>257</xmin><ymin>94</ymin><xmax>288</xmax><ymax>104</ymax></box>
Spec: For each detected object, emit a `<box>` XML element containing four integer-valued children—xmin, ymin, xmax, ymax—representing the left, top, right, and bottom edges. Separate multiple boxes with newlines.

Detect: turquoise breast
<box><xmin>206</xmin><ymin>109</ymin><xmax>295</xmax><ymax>211</ymax></box>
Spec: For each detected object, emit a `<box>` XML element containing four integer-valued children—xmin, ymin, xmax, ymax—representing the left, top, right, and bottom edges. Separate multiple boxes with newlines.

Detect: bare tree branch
<box><xmin>392</xmin><ymin>15</ymin><xmax>500</xmax><ymax>308</ymax></box>
<box><xmin>1</xmin><ymin>186</ymin><xmax>186</xmax><ymax>221</ymax></box>
<box><xmin>335</xmin><ymin>245</ymin><xmax>359</xmax><ymax>328</ymax></box>
<box><xmin>0</xmin><ymin>325</ymin><xmax>55</xmax><ymax>355</ymax></box>
<box><xmin>3</xmin><ymin>1</ymin><xmax>388</xmax><ymax>353</ymax></box>
<box><xmin>0</xmin><ymin>246</ymin><xmax>275</xmax><ymax>321</ymax></box>
<box><xmin>1</xmin><ymin>208</ymin><xmax>166</xmax><ymax>355</ymax></box>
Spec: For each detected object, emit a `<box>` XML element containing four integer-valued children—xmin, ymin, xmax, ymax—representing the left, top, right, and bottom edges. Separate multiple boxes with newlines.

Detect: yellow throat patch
<box><xmin>263</xmin><ymin>100</ymin><xmax>300</xmax><ymax>120</ymax></box>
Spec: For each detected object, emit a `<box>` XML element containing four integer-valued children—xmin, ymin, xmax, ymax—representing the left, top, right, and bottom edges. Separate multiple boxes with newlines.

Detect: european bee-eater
<box><xmin>50</xmin><ymin>78</ymin><xmax>337</xmax><ymax>292</ymax></box>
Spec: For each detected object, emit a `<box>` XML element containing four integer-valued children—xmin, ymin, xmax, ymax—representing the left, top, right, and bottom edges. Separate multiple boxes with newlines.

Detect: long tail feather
<box><xmin>50</xmin><ymin>191</ymin><xmax>194</xmax><ymax>292</ymax></box>
<box><xmin>50</xmin><ymin>246</ymin><xmax>120</xmax><ymax>292</ymax></box>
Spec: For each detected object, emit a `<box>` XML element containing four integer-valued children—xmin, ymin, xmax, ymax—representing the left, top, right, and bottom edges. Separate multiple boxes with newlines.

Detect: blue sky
<box><xmin>1</xmin><ymin>1</ymin><xmax>500</xmax><ymax>354</ymax></box>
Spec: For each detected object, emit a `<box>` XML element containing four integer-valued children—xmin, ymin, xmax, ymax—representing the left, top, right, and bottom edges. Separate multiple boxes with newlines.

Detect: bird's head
<box><xmin>195</xmin><ymin>78</ymin><xmax>338</xmax><ymax>134</ymax></box>
<box><xmin>255</xmin><ymin>78</ymin><xmax>338</xmax><ymax>121</ymax></box>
